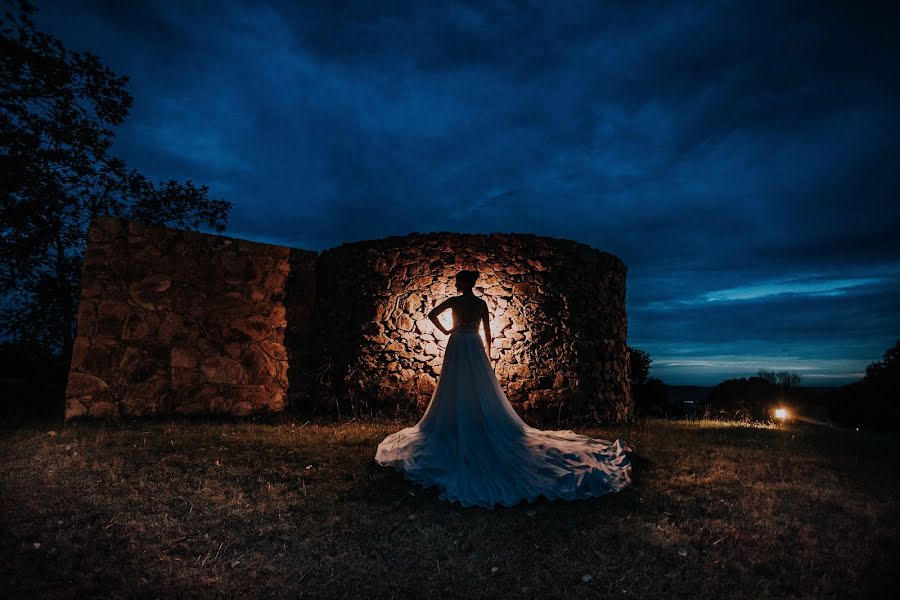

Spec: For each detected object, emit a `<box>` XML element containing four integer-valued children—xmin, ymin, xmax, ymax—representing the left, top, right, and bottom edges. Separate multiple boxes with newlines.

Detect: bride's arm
<box><xmin>481</xmin><ymin>301</ymin><xmax>492</xmax><ymax>360</ymax></box>
<box><xmin>428</xmin><ymin>298</ymin><xmax>454</xmax><ymax>335</ymax></box>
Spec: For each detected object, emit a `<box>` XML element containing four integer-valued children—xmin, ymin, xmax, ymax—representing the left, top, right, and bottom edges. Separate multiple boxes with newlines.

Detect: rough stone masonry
<box><xmin>65</xmin><ymin>217</ymin><xmax>633</xmax><ymax>423</ymax></box>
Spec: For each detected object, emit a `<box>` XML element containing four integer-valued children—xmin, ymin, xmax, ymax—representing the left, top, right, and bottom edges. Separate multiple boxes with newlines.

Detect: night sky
<box><xmin>32</xmin><ymin>0</ymin><xmax>900</xmax><ymax>385</ymax></box>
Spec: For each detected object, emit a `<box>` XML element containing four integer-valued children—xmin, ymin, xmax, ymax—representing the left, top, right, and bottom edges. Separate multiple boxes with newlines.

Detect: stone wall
<box><xmin>65</xmin><ymin>217</ymin><xmax>316</xmax><ymax>419</ymax></box>
<box><xmin>66</xmin><ymin>219</ymin><xmax>631</xmax><ymax>423</ymax></box>
<box><xmin>313</xmin><ymin>233</ymin><xmax>632</xmax><ymax>423</ymax></box>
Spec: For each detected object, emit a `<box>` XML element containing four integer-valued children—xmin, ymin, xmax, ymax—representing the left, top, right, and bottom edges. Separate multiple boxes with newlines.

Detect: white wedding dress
<box><xmin>375</xmin><ymin>319</ymin><xmax>632</xmax><ymax>509</ymax></box>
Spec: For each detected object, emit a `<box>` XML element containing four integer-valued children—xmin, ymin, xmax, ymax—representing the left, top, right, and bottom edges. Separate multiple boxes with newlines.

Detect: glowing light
<box><xmin>438</xmin><ymin>312</ymin><xmax>453</xmax><ymax>333</ymax></box>
<box><xmin>774</xmin><ymin>407</ymin><xmax>789</xmax><ymax>421</ymax></box>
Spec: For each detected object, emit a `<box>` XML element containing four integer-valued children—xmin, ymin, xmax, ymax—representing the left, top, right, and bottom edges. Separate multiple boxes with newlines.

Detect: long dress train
<box><xmin>375</xmin><ymin>322</ymin><xmax>632</xmax><ymax>509</ymax></box>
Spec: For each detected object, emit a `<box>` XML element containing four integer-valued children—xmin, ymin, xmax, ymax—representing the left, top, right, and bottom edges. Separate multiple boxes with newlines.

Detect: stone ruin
<box><xmin>66</xmin><ymin>216</ymin><xmax>633</xmax><ymax>423</ymax></box>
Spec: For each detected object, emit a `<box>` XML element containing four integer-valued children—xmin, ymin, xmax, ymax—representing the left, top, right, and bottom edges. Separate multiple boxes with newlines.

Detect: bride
<box><xmin>375</xmin><ymin>269</ymin><xmax>632</xmax><ymax>509</ymax></box>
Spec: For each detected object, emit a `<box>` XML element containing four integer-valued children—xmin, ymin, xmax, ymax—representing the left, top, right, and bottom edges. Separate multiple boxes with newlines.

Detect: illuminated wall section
<box><xmin>313</xmin><ymin>233</ymin><xmax>632</xmax><ymax>423</ymax></box>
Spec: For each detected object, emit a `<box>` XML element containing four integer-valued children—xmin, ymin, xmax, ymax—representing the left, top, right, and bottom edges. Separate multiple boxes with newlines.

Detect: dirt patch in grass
<box><xmin>1</xmin><ymin>418</ymin><xmax>897</xmax><ymax>599</ymax></box>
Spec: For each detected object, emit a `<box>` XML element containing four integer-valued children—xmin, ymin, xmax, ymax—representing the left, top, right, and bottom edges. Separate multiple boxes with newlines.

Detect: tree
<box><xmin>831</xmin><ymin>340</ymin><xmax>900</xmax><ymax>429</ymax></box>
<box><xmin>628</xmin><ymin>346</ymin><xmax>651</xmax><ymax>386</ymax></box>
<box><xmin>627</xmin><ymin>346</ymin><xmax>670</xmax><ymax>416</ymax></box>
<box><xmin>634</xmin><ymin>376</ymin><xmax>669</xmax><ymax>417</ymax></box>
<box><xmin>864</xmin><ymin>339</ymin><xmax>899</xmax><ymax>381</ymax></box>
<box><xmin>705</xmin><ymin>376</ymin><xmax>776</xmax><ymax>422</ymax></box>
<box><xmin>757</xmin><ymin>369</ymin><xmax>802</xmax><ymax>389</ymax></box>
<box><xmin>0</xmin><ymin>0</ymin><xmax>231</xmax><ymax>356</ymax></box>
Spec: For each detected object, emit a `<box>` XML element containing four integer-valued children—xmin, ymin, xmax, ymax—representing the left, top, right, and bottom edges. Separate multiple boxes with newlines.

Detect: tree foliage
<box><xmin>830</xmin><ymin>340</ymin><xmax>900</xmax><ymax>429</ymax></box>
<box><xmin>627</xmin><ymin>346</ymin><xmax>671</xmax><ymax>416</ymax></box>
<box><xmin>863</xmin><ymin>339</ymin><xmax>899</xmax><ymax>382</ymax></box>
<box><xmin>705</xmin><ymin>376</ymin><xmax>778</xmax><ymax>422</ymax></box>
<box><xmin>634</xmin><ymin>376</ymin><xmax>669</xmax><ymax>417</ymax></box>
<box><xmin>0</xmin><ymin>0</ymin><xmax>231</xmax><ymax>355</ymax></box>
<box><xmin>756</xmin><ymin>369</ymin><xmax>802</xmax><ymax>389</ymax></box>
<box><xmin>628</xmin><ymin>346</ymin><xmax>651</xmax><ymax>386</ymax></box>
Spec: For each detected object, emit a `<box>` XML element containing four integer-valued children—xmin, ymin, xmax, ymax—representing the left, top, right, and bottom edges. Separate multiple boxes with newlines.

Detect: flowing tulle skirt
<box><xmin>375</xmin><ymin>329</ymin><xmax>632</xmax><ymax>509</ymax></box>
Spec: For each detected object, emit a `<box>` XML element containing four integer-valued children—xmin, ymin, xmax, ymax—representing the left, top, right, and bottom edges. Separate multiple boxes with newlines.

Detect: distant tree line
<box><xmin>702</xmin><ymin>342</ymin><xmax>899</xmax><ymax>429</ymax></box>
<box><xmin>703</xmin><ymin>369</ymin><xmax>802</xmax><ymax>422</ymax></box>
<box><xmin>628</xmin><ymin>340</ymin><xmax>899</xmax><ymax>430</ymax></box>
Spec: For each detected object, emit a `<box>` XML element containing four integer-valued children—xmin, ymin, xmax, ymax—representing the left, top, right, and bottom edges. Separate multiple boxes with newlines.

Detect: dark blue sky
<box><xmin>33</xmin><ymin>0</ymin><xmax>900</xmax><ymax>385</ymax></box>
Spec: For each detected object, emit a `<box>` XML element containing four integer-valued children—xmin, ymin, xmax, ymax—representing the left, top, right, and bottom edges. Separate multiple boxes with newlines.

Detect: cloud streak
<box><xmin>31</xmin><ymin>0</ymin><xmax>900</xmax><ymax>384</ymax></box>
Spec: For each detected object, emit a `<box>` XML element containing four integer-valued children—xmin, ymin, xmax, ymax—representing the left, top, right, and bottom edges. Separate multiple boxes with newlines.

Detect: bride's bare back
<box><xmin>427</xmin><ymin>272</ymin><xmax>492</xmax><ymax>359</ymax></box>
<box><xmin>450</xmin><ymin>294</ymin><xmax>487</xmax><ymax>326</ymax></box>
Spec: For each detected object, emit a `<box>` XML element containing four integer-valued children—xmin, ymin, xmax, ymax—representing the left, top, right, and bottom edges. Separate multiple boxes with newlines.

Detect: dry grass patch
<box><xmin>1</xmin><ymin>418</ymin><xmax>897</xmax><ymax>599</ymax></box>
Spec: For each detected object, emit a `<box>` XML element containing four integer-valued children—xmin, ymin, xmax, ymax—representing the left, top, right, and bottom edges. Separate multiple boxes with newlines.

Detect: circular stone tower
<box><xmin>312</xmin><ymin>232</ymin><xmax>632</xmax><ymax>423</ymax></box>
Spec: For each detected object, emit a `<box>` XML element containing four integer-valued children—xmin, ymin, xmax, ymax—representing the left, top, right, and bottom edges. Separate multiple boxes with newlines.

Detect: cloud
<box><xmin>702</xmin><ymin>277</ymin><xmax>883</xmax><ymax>302</ymax></box>
<box><xmin>30</xmin><ymin>0</ymin><xmax>900</xmax><ymax>384</ymax></box>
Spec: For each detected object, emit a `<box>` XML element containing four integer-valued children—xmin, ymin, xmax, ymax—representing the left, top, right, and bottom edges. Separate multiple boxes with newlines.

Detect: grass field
<box><xmin>1</xmin><ymin>417</ymin><xmax>897</xmax><ymax>599</ymax></box>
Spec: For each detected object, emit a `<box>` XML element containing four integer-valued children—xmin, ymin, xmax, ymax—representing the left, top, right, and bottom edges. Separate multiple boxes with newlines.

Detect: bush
<box><xmin>0</xmin><ymin>341</ymin><xmax>68</xmax><ymax>424</ymax></box>
<box><xmin>704</xmin><ymin>376</ymin><xmax>780</xmax><ymax>422</ymax></box>
<box><xmin>633</xmin><ymin>377</ymin><xmax>670</xmax><ymax>417</ymax></box>
<box><xmin>828</xmin><ymin>340</ymin><xmax>900</xmax><ymax>429</ymax></box>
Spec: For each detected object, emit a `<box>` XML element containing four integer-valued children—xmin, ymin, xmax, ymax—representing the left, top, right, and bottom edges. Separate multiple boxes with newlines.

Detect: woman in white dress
<box><xmin>375</xmin><ymin>270</ymin><xmax>632</xmax><ymax>509</ymax></box>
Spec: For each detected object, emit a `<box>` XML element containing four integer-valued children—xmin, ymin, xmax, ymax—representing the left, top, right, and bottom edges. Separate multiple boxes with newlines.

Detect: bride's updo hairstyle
<box><xmin>455</xmin><ymin>269</ymin><xmax>480</xmax><ymax>289</ymax></box>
